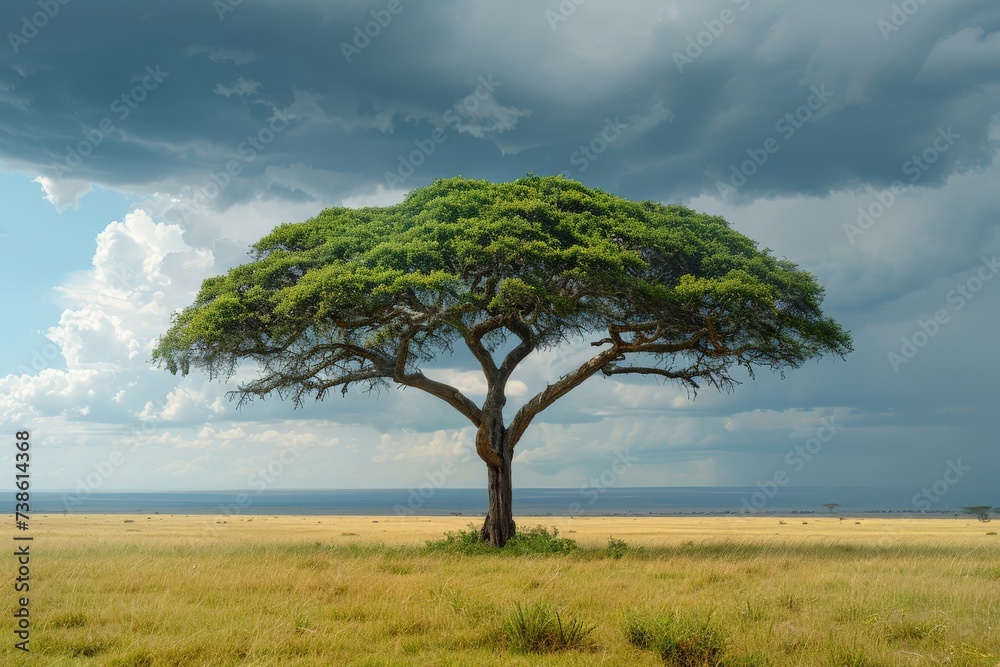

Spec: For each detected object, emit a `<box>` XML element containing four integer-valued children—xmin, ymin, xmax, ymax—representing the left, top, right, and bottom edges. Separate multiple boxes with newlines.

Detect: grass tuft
<box><xmin>500</xmin><ymin>601</ymin><xmax>594</xmax><ymax>653</ymax></box>
<box><xmin>624</xmin><ymin>611</ymin><xmax>727</xmax><ymax>666</ymax></box>
<box><xmin>607</xmin><ymin>536</ymin><xmax>629</xmax><ymax>559</ymax></box>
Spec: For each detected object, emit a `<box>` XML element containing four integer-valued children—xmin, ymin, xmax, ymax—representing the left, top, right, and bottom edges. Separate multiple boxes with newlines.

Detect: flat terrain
<box><xmin>7</xmin><ymin>514</ymin><xmax>1000</xmax><ymax>665</ymax></box>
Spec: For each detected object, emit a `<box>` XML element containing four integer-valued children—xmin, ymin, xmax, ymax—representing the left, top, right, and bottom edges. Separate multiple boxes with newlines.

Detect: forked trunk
<box><xmin>480</xmin><ymin>448</ymin><xmax>515</xmax><ymax>547</ymax></box>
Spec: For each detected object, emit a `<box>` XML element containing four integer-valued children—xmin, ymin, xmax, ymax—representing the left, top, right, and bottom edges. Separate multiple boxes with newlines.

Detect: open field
<box><xmin>7</xmin><ymin>514</ymin><xmax>1000</xmax><ymax>666</ymax></box>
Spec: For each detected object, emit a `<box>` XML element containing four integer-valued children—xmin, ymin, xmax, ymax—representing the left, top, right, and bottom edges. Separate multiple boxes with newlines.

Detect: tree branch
<box><xmin>231</xmin><ymin>360</ymin><xmax>390</xmax><ymax>408</ymax></box>
<box><xmin>395</xmin><ymin>371</ymin><xmax>483</xmax><ymax>428</ymax></box>
<box><xmin>600</xmin><ymin>361</ymin><xmax>737</xmax><ymax>394</ymax></box>
<box><xmin>499</xmin><ymin>320</ymin><xmax>535</xmax><ymax>382</ymax></box>
<box><xmin>632</xmin><ymin>336</ymin><xmax>703</xmax><ymax>355</ymax></box>
<box><xmin>506</xmin><ymin>344</ymin><xmax>622</xmax><ymax>449</ymax></box>
<box><xmin>464</xmin><ymin>330</ymin><xmax>500</xmax><ymax>379</ymax></box>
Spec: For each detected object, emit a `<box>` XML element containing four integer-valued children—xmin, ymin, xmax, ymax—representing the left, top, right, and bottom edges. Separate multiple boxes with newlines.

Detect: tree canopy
<box><xmin>153</xmin><ymin>174</ymin><xmax>852</xmax><ymax>545</ymax></box>
<box><xmin>961</xmin><ymin>506</ymin><xmax>993</xmax><ymax>522</ymax></box>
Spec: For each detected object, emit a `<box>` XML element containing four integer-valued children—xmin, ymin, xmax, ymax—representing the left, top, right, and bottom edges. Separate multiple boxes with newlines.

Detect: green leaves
<box><xmin>489</xmin><ymin>278</ymin><xmax>540</xmax><ymax>313</ymax></box>
<box><xmin>152</xmin><ymin>174</ymin><xmax>851</xmax><ymax>406</ymax></box>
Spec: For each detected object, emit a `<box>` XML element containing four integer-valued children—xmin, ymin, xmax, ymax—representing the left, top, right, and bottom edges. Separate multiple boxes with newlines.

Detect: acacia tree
<box><xmin>961</xmin><ymin>506</ymin><xmax>993</xmax><ymax>523</ymax></box>
<box><xmin>823</xmin><ymin>503</ymin><xmax>841</xmax><ymax>514</ymax></box>
<box><xmin>153</xmin><ymin>175</ymin><xmax>852</xmax><ymax>547</ymax></box>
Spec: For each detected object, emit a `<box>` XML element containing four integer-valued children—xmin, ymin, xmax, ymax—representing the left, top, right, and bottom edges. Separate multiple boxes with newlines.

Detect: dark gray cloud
<box><xmin>1</xmin><ymin>0</ymin><xmax>997</xmax><ymax>209</ymax></box>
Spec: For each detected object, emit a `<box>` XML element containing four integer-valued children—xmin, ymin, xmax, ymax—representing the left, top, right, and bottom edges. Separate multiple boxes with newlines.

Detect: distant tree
<box><xmin>961</xmin><ymin>506</ymin><xmax>993</xmax><ymax>523</ymax></box>
<box><xmin>152</xmin><ymin>175</ymin><xmax>852</xmax><ymax>547</ymax></box>
<box><xmin>823</xmin><ymin>503</ymin><xmax>841</xmax><ymax>514</ymax></box>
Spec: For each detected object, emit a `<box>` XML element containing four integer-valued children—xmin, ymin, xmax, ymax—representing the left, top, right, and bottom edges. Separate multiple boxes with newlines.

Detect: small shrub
<box><xmin>607</xmin><ymin>536</ymin><xmax>629</xmax><ymax>559</ymax></box>
<box><xmin>425</xmin><ymin>524</ymin><xmax>577</xmax><ymax>555</ymax></box>
<box><xmin>624</xmin><ymin>611</ymin><xmax>727</xmax><ymax>666</ymax></box>
<box><xmin>987</xmin><ymin>532</ymin><xmax>997</xmax><ymax>536</ymax></box>
<box><xmin>514</xmin><ymin>525</ymin><xmax>578</xmax><ymax>554</ymax></box>
<box><xmin>623</xmin><ymin>616</ymin><xmax>655</xmax><ymax>650</ymax></box>
<box><xmin>501</xmin><ymin>602</ymin><xmax>594</xmax><ymax>653</ymax></box>
<box><xmin>424</xmin><ymin>523</ymin><xmax>482</xmax><ymax>553</ymax></box>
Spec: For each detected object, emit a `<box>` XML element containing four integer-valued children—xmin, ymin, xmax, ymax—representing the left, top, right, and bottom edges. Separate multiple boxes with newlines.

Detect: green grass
<box><xmin>15</xmin><ymin>519</ymin><xmax>1000</xmax><ymax>665</ymax></box>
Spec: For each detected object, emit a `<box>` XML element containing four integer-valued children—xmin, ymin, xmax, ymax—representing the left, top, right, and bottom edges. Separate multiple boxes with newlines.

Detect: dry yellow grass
<box><xmin>27</xmin><ymin>512</ymin><xmax>997</xmax><ymax>545</ymax></box>
<box><xmin>6</xmin><ymin>514</ymin><xmax>1000</xmax><ymax>666</ymax></box>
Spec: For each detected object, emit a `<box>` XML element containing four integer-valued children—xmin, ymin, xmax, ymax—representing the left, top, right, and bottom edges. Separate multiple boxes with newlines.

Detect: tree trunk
<box><xmin>480</xmin><ymin>448</ymin><xmax>515</xmax><ymax>547</ymax></box>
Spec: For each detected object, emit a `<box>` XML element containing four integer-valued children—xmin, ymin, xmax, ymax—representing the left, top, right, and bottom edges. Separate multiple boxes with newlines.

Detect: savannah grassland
<box><xmin>8</xmin><ymin>514</ymin><xmax>1000</xmax><ymax>666</ymax></box>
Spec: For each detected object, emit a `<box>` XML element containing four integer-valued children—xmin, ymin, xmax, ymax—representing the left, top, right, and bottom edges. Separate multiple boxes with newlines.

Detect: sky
<box><xmin>0</xmin><ymin>1</ymin><xmax>997</xmax><ymax>509</ymax></box>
